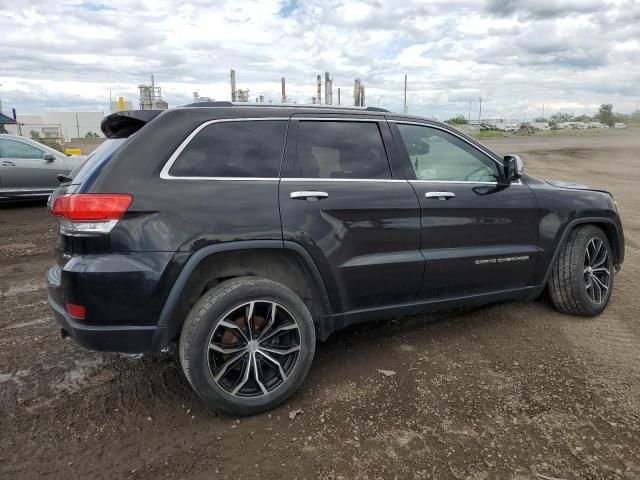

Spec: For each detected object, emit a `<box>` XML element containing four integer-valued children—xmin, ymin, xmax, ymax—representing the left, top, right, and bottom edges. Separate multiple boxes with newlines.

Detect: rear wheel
<box><xmin>179</xmin><ymin>277</ymin><xmax>315</xmax><ymax>415</ymax></box>
<box><xmin>549</xmin><ymin>225</ymin><xmax>614</xmax><ymax>316</ymax></box>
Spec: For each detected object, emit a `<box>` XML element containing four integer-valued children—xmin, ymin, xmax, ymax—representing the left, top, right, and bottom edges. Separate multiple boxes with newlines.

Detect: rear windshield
<box><xmin>69</xmin><ymin>138</ymin><xmax>127</xmax><ymax>185</ymax></box>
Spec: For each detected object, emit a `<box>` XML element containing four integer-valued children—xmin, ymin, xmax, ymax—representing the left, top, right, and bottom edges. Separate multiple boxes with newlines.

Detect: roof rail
<box><xmin>181</xmin><ymin>101</ymin><xmax>234</xmax><ymax>108</ymax></box>
<box><xmin>180</xmin><ymin>102</ymin><xmax>390</xmax><ymax>113</ymax></box>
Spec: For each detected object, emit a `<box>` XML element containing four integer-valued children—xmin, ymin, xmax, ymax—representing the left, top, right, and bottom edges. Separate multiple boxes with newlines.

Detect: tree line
<box><xmin>445</xmin><ymin>104</ymin><xmax>639</xmax><ymax>127</ymax></box>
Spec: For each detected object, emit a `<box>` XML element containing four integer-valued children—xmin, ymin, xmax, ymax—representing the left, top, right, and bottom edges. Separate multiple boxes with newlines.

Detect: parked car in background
<box><xmin>614</xmin><ymin>123</ymin><xmax>627</xmax><ymax>129</ymax></box>
<box><xmin>0</xmin><ymin>134</ymin><xmax>85</xmax><ymax>201</ymax></box>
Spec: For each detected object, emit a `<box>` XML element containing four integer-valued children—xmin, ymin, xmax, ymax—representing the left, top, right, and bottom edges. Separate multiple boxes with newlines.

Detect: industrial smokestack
<box><xmin>354</xmin><ymin>78</ymin><xmax>365</xmax><ymax>106</ymax></box>
<box><xmin>324</xmin><ymin>72</ymin><xmax>333</xmax><ymax>105</ymax></box>
<box><xmin>230</xmin><ymin>70</ymin><xmax>237</xmax><ymax>102</ymax></box>
<box><xmin>316</xmin><ymin>75</ymin><xmax>322</xmax><ymax>105</ymax></box>
<box><xmin>281</xmin><ymin>77</ymin><xmax>286</xmax><ymax>104</ymax></box>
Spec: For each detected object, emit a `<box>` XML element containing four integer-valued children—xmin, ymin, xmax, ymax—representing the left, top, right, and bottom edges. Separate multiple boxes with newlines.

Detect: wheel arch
<box><xmin>543</xmin><ymin>217</ymin><xmax>622</xmax><ymax>285</ymax></box>
<box><xmin>151</xmin><ymin>240</ymin><xmax>332</xmax><ymax>350</ymax></box>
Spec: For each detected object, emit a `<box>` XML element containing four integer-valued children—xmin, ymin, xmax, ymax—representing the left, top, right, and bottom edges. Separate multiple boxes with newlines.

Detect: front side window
<box><xmin>397</xmin><ymin>124</ymin><xmax>499</xmax><ymax>182</ymax></box>
<box><xmin>0</xmin><ymin>139</ymin><xmax>44</xmax><ymax>160</ymax></box>
<box><xmin>169</xmin><ymin>120</ymin><xmax>287</xmax><ymax>178</ymax></box>
<box><xmin>289</xmin><ymin>121</ymin><xmax>391</xmax><ymax>179</ymax></box>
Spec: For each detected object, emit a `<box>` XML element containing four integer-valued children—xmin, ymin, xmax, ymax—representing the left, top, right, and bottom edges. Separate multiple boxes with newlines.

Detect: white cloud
<box><xmin>0</xmin><ymin>0</ymin><xmax>638</xmax><ymax>120</ymax></box>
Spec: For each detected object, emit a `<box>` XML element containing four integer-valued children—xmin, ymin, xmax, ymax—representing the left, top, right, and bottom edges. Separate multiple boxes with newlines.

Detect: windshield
<box><xmin>68</xmin><ymin>138</ymin><xmax>127</xmax><ymax>184</ymax></box>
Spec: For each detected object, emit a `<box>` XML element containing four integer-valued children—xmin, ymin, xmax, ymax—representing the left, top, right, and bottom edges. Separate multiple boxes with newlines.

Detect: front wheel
<box><xmin>179</xmin><ymin>277</ymin><xmax>316</xmax><ymax>416</ymax></box>
<box><xmin>549</xmin><ymin>225</ymin><xmax>614</xmax><ymax>316</ymax></box>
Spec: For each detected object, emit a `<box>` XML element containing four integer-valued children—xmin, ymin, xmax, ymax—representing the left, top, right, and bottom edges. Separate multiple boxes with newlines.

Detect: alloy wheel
<box><xmin>207</xmin><ymin>301</ymin><xmax>301</xmax><ymax>398</ymax></box>
<box><xmin>583</xmin><ymin>237</ymin><xmax>611</xmax><ymax>304</ymax></box>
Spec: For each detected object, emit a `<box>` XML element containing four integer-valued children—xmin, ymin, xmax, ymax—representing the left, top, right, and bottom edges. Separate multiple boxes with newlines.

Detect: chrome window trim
<box><xmin>159</xmin><ymin>117</ymin><xmax>289</xmax><ymax>181</ymax></box>
<box><xmin>294</xmin><ymin>117</ymin><xmax>385</xmax><ymax>122</ymax></box>
<box><xmin>281</xmin><ymin>178</ymin><xmax>406</xmax><ymax>183</ymax></box>
<box><xmin>410</xmin><ymin>179</ymin><xmax>523</xmax><ymax>186</ymax></box>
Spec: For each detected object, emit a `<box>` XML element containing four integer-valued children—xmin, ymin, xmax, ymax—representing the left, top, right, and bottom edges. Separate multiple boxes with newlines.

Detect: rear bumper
<box><xmin>46</xmin><ymin>260</ymin><xmax>171</xmax><ymax>354</ymax></box>
<box><xmin>48</xmin><ymin>294</ymin><xmax>161</xmax><ymax>353</ymax></box>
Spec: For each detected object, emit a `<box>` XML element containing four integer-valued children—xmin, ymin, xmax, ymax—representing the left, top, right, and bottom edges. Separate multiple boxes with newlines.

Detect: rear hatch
<box><xmin>48</xmin><ymin>110</ymin><xmax>161</xmax><ymax>265</ymax></box>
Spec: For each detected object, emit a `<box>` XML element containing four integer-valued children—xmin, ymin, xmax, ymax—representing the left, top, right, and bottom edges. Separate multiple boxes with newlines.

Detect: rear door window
<box><xmin>168</xmin><ymin>120</ymin><xmax>287</xmax><ymax>178</ymax></box>
<box><xmin>288</xmin><ymin>121</ymin><xmax>391</xmax><ymax>179</ymax></box>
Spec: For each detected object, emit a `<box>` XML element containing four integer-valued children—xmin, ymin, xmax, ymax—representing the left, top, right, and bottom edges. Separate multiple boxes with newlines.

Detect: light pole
<box><xmin>377</xmin><ymin>96</ymin><xmax>383</xmax><ymax>108</ymax></box>
<box><xmin>478</xmin><ymin>96</ymin><xmax>482</xmax><ymax>132</ymax></box>
<box><xmin>0</xmin><ymin>83</ymin><xmax>3</xmax><ymax>114</ymax></box>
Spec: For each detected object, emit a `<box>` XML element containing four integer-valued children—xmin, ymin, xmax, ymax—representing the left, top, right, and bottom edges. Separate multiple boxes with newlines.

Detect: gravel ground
<box><xmin>1</xmin><ymin>132</ymin><xmax>638</xmax><ymax>480</ymax></box>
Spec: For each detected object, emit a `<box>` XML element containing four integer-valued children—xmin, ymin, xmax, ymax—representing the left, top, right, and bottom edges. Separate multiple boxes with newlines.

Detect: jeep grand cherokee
<box><xmin>47</xmin><ymin>103</ymin><xmax>624</xmax><ymax>415</ymax></box>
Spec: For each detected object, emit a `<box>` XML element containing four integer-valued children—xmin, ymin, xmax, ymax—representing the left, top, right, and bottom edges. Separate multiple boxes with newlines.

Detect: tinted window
<box><xmin>169</xmin><ymin>120</ymin><xmax>287</xmax><ymax>178</ymax></box>
<box><xmin>69</xmin><ymin>138</ymin><xmax>127</xmax><ymax>184</ymax></box>
<box><xmin>290</xmin><ymin>121</ymin><xmax>390</xmax><ymax>179</ymax></box>
<box><xmin>397</xmin><ymin>124</ymin><xmax>499</xmax><ymax>182</ymax></box>
<box><xmin>0</xmin><ymin>139</ymin><xmax>44</xmax><ymax>160</ymax></box>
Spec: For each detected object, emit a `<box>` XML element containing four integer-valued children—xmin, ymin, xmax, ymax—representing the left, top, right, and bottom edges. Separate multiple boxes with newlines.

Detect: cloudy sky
<box><xmin>1</xmin><ymin>0</ymin><xmax>639</xmax><ymax>120</ymax></box>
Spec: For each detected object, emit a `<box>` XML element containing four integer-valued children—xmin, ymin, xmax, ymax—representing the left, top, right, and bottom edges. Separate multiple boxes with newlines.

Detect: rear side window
<box><xmin>70</xmin><ymin>138</ymin><xmax>127</xmax><ymax>184</ymax></box>
<box><xmin>169</xmin><ymin>120</ymin><xmax>287</xmax><ymax>178</ymax></box>
<box><xmin>289</xmin><ymin>121</ymin><xmax>391</xmax><ymax>179</ymax></box>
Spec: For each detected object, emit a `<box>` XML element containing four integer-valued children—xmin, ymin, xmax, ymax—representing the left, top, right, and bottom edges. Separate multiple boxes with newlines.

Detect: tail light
<box><xmin>51</xmin><ymin>194</ymin><xmax>133</xmax><ymax>235</ymax></box>
<box><xmin>66</xmin><ymin>303</ymin><xmax>86</xmax><ymax>320</ymax></box>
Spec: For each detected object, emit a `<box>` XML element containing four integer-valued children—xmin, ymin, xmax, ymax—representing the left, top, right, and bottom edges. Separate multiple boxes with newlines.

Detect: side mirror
<box><xmin>503</xmin><ymin>154</ymin><xmax>524</xmax><ymax>181</ymax></box>
<box><xmin>43</xmin><ymin>153</ymin><xmax>56</xmax><ymax>162</ymax></box>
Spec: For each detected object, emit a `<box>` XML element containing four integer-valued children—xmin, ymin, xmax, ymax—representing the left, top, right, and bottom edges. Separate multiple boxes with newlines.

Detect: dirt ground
<box><xmin>1</xmin><ymin>131</ymin><xmax>639</xmax><ymax>480</ymax></box>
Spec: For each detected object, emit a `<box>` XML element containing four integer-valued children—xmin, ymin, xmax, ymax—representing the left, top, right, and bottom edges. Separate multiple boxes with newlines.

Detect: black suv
<box><xmin>47</xmin><ymin>103</ymin><xmax>624</xmax><ymax>415</ymax></box>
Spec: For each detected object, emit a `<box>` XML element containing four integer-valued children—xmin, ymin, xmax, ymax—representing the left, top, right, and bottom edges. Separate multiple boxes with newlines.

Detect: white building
<box><xmin>10</xmin><ymin>111</ymin><xmax>106</xmax><ymax>140</ymax></box>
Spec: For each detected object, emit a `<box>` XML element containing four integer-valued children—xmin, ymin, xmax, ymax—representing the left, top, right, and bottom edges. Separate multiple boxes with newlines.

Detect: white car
<box><xmin>614</xmin><ymin>123</ymin><xmax>627</xmax><ymax>129</ymax></box>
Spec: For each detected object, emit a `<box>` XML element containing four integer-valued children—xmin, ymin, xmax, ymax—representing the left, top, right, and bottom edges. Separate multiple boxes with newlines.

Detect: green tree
<box><xmin>534</xmin><ymin>117</ymin><xmax>547</xmax><ymax>122</ymax></box>
<box><xmin>574</xmin><ymin>114</ymin><xmax>591</xmax><ymax>122</ymax></box>
<box><xmin>549</xmin><ymin>112</ymin><xmax>574</xmax><ymax>125</ymax></box>
<box><xmin>595</xmin><ymin>104</ymin><xmax>614</xmax><ymax>126</ymax></box>
<box><xmin>30</xmin><ymin>130</ymin><xmax>41</xmax><ymax>139</ymax></box>
<box><xmin>445</xmin><ymin>114</ymin><xmax>468</xmax><ymax>125</ymax></box>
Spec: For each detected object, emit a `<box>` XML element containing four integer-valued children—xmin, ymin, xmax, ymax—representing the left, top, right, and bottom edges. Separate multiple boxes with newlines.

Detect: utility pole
<box><xmin>478</xmin><ymin>97</ymin><xmax>482</xmax><ymax>132</ymax></box>
<box><xmin>468</xmin><ymin>100</ymin><xmax>472</xmax><ymax>125</ymax></box>
<box><xmin>403</xmin><ymin>74</ymin><xmax>408</xmax><ymax>114</ymax></box>
<box><xmin>338</xmin><ymin>87</ymin><xmax>341</xmax><ymax>105</ymax></box>
<box><xmin>542</xmin><ymin>103</ymin><xmax>545</xmax><ymax>119</ymax></box>
<box><xmin>75</xmin><ymin>113</ymin><xmax>80</xmax><ymax>138</ymax></box>
<box><xmin>281</xmin><ymin>77</ymin><xmax>286</xmax><ymax>104</ymax></box>
<box><xmin>0</xmin><ymin>83</ymin><xmax>3</xmax><ymax>114</ymax></box>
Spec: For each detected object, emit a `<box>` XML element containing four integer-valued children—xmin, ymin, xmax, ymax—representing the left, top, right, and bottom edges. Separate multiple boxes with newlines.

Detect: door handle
<box><xmin>1</xmin><ymin>161</ymin><xmax>16</xmax><ymax>167</ymax></box>
<box><xmin>290</xmin><ymin>191</ymin><xmax>329</xmax><ymax>201</ymax></box>
<box><xmin>425</xmin><ymin>191</ymin><xmax>455</xmax><ymax>200</ymax></box>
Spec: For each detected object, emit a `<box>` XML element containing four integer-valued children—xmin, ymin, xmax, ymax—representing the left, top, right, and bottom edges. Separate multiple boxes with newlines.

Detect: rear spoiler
<box><xmin>101</xmin><ymin>110</ymin><xmax>162</xmax><ymax>139</ymax></box>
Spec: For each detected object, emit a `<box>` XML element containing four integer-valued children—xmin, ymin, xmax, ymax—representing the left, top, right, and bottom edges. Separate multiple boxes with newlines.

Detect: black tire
<box><xmin>179</xmin><ymin>276</ymin><xmax>315</xmax><ymax>416</ymax></box>
<box><xmin>549</xmin><ymin>225</ymin><xmax>614</xmax><ymax>316</ymax></box>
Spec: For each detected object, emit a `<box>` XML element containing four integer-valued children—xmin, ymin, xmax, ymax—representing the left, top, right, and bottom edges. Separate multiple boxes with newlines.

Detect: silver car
<box><xmin>0</xmin><ymin>134</ymin><xmax>85</xmax><ymax>200</ymax></box>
